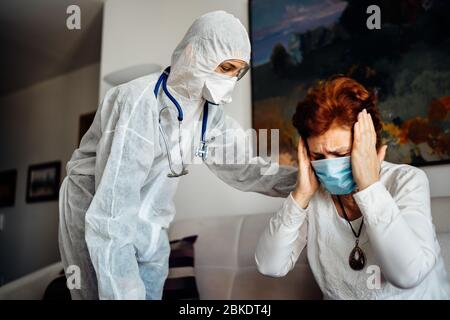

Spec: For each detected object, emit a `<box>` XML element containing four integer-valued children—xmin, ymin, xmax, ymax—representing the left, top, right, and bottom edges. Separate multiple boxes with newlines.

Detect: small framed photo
<box><xmin>0</xmin><ymin>169</ymin><xmax>17</xmax><ymax>207</ymax></box>
<box><xmin>26</xmin><ymin>161</ymin><xmax>61</xmax><ymax>203</ymax></box>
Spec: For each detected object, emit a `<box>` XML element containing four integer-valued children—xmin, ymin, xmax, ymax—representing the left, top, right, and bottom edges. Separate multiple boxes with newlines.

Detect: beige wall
<box><xmin>0</xmin><ymin>64</ymin><xmax>100</xmax><ymax>285</ymax></box>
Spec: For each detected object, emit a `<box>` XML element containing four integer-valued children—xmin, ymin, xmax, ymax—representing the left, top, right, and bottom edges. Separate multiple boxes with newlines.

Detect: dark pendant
<box><xmin>349</xmin><ymin>240</ymin><xmax>366</xmax><ymax>271</ymax></box>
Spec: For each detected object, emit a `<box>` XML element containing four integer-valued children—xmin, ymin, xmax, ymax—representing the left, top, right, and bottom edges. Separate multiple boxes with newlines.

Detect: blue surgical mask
<box><xmin>310</xmin><ymin>156</ymin><xmax>357</xmax><ymax>195</ymax></box>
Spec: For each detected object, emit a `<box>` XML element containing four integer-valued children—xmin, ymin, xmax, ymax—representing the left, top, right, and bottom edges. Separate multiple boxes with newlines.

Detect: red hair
<box><xmin>292</xmin><ymin>75</ymin><xmax>382</xmax><ymax>147</ymax></box>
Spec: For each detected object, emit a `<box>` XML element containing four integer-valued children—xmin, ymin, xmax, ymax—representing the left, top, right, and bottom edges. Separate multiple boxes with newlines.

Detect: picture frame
<box><xmin>26</xmin><ymin>161</ymin><xmax>61</xmax><ymax>203</ymax></box>
<box><xmin>0</xmin><ymin>169</ymin><xmax>17</xmax><ymax>207</ymax></box>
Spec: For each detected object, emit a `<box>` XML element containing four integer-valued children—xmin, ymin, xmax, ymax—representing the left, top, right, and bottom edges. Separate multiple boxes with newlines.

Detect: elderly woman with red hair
<box><xmin>255</xmin><ymin>76</ymin><xmax>450</xmax><ymax>299</ymax></box>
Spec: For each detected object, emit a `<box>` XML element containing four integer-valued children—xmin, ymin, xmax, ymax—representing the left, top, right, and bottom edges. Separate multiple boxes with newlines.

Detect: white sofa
<box><xmin>1</xmin><ymin>196</ymin><xmax>449</xmax><ymax>300</ymax></box>
<box><xmin>169</xmin><ymin>195</ymin><xmax>450</xmax><ymax>299</ymax></box>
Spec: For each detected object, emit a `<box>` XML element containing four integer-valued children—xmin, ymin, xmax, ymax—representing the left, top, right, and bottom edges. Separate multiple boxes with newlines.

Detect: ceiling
<box><xmin>0</xmin><ymin>0</ymin><xmax>104</xmax><ymax>96</ymax></box>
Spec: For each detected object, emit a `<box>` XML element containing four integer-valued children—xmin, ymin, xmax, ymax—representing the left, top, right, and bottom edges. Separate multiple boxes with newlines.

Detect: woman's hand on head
<box><xmin>292</xmin><ymin>136</ymin><xmax>319</xmax><ymax>209</ymax></box>
<box><xmin>351</xmin><ymin>109</ymin><xmax>388</xmax><ymax>191</ymax></box>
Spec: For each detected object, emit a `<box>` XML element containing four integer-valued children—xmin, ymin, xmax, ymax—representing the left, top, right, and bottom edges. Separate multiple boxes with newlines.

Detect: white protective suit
<box><xmin>58</xmin><ymin>11</ymin><xmax>297</xmax><ymax>300</ymax></box>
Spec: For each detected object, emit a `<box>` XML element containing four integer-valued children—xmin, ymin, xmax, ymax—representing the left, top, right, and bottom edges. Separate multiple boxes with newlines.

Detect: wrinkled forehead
<box><xmin>307</xmin><ymin>126</ymin><xmax>353</xmax><ymax>152</ymax></box>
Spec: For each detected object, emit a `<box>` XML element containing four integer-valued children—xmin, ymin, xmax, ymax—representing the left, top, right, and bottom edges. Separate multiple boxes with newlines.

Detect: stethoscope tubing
<box><xmin>154</xmin><ymin>67</ymin><xmax>212</xmax><ymax>177</ymax></box>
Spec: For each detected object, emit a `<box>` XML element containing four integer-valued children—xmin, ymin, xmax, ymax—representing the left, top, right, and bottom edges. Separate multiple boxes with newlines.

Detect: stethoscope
<box><xmin>153</xmin><ymin>67</ymin><xmax>213</xmax><ymax>178</ymax></box>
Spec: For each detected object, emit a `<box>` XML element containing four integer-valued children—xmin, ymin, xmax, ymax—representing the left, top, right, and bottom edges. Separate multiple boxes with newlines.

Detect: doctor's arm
<box><xmin>84</xmin><ymin>86</ymin><xmax>156</xmax><ymax>300</ymax></box>
<box><xmin>204</xmin><ymin>113</ymin><xmax>297</xmax><ymax>197</ymax></box>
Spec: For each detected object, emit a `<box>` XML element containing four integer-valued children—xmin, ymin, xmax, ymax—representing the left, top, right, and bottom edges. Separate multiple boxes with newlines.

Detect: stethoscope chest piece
<box><xmin>195</xmin><ymin>141</ymin><xmax>208</xmax><ymax>160</ymax></box>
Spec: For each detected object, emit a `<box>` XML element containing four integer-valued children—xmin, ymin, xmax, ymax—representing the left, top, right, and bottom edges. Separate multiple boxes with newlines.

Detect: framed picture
<box><xmin>78</xmin><ymin>111</ymin><xmax>96</xmax><ymax>145</ymax></box>
<box><xmin>26</xmin><ymin>161</ymin><xmax>61</xmax><ymax>203</ymax></box>
<box><xmin>0</xmin><ymin>169</ymin><xmax>17</xmax><ymax>207</ymax></box>
<box><xmin>249</xmin><ymin>0</ymin><xmax>450</xmax><ymax>166</ymax></box>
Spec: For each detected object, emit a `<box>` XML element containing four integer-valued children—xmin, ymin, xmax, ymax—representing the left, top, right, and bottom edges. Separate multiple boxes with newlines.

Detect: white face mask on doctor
<box><xmin>202</xmin><ymin>71</ymin><xmax>238</xmax><ymax>105</ymax></box>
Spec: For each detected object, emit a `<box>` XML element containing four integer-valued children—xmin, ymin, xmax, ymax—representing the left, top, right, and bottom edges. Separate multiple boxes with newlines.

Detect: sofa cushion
<box><xmin>237</xmin><ymin>213</ymin><xmax>309</xmax><ymax>268</ymax></box>
<box><xmin>169</xmin><ymin>213</ymin><xmax>321</xmax><ymax>300</ymax></box>
<box><xmin>0</xmin><ymin>262</ymin><xmax>63</xmax><ymax>300</ymax></box>
<box><xmin>437</xmin><ymin>232</ymin><xmax>450</xmax><ymax>281</ymax></box>
<box><xmin>169</xmin><ymin>216</ymin><xmax>242</xmax><ymax>269</ymax></box>
<box><xmin>193</xmin><ymin>266</ymin><xmax>236</xmax><ymax>300</ymax></box>
<box><xmin>230</xmin><ymin>265</ymin><xmax>322</xmax><ymax>300</ymax></box>
<box><xmin>431</xmin><ymin>197</ymin><xmax>450</xmax><ymax>233</ymax></box>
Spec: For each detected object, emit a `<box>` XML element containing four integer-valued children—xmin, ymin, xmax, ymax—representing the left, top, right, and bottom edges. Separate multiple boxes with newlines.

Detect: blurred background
<box><xmin>0</xmin><ymin>0</ymin><xmax>449</xmax><ymax>293</ymax></box>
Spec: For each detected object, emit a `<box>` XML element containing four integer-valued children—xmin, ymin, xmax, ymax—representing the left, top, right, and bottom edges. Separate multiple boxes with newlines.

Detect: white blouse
<box><xmin>255</xmin><ymin>161</ymin><xmax>450</xmax><ymax>299</ymax></box>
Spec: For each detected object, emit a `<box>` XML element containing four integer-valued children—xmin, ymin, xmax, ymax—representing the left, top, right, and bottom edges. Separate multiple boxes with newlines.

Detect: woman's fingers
<box><xmin>356</xmin><ymin>109</ymin><xmax>377</xmax><ymax>147</ymax></box>
<box><xmin>362</xmin><ymin>113</ymin><xmax>368</xmax><ymax>146</ymax></box>
<box><xmin>367</xmin><ymin>111</ymin><xmax>375</xmax><ymax>133</ymax></box>
<box><xmin>352</xmin><ymin>110</ymin><xmax>383</xmax><ymax>190</ymax></box>
<box><xmin>353</xmin><ymin>116</ymin><xmax>361</xmax><ymax>145</ymax></box>
<box><xmin>297</xmin><ymin>136</ymin><xmax>309</xmax><ymax>163</ymax></box>
<box><xmin>366</xmin><ymin>111</ymin><xmax>377</xmax><ymax>146</ymax></box>
<box><xmin>362</xmin><ymin>109</ymin><xmax>370</xmax><ymax>136</ymax></box>
<box><xmin>360</xmin><ymin>110</ymin><xmax>367</xmax><ymax>134</ymax></box>
<box><xmin>294</xmin><ymin>136</ymin><xmax>318</xmax><ymax>202</ymax></box>
<box><xmin>297</xmin><ymin>137</ymin><xmax>303</xmax><ymax>158</ymax></box>
<box><xmin>297</xmin><ymin>137</ymin><xmax>304</xmax><ymax>163</ymax></box>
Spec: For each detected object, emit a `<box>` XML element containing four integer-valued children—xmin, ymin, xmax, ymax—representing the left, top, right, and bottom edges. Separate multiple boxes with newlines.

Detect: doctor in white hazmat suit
<box><xmin>58</xmin><ymin>11</ymin><xmax>297</xmax><ymax>300</ymax></box>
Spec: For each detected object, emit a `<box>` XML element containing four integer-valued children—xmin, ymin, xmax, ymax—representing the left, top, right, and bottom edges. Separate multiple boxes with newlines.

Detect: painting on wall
<box><xmin>26</xmin><ymin>162</ymin><xmax>61</xmax><ymax>203</ymax></box>
<box><xmin>0</xmin><ymin>169</ymin><xmax>17</xmax><ymax>207</ymax></box>
<box><xmin>249</xmin><ymin>0</ymin><xmax>450</xmax><ymax>166</ymax></box>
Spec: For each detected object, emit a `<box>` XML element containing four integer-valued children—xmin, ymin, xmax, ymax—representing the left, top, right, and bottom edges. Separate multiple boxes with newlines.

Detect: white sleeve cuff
<box><xmin>279</xmin><ymin>192</ymin><xmax>309</xmax><ymax>228</ymax></box>
<box><xmin>353</xmin><ymin>181</ymin><xmax>399</xmax><ymax>226</ymax></box>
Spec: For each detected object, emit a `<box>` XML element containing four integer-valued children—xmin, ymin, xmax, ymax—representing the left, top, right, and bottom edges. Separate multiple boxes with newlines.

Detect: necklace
<box><xmin>336</xmin><ymin>196</ymin><xmax>366</xmax><ymax>271</ymax></box>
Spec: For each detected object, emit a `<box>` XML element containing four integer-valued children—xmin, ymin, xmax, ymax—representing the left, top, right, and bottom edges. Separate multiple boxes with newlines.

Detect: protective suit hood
<box><xmin>167</xmin><ymin>10</ymin><xmax>251</xmax><ymax>102</ymax></box>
